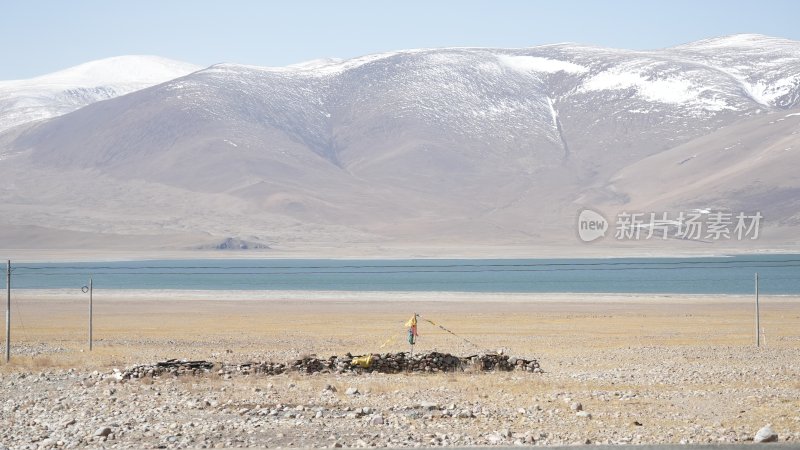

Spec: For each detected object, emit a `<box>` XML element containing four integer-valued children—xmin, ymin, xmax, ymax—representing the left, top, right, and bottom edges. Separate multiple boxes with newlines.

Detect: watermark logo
<box><xmin>577</xmin><ymin>208</ymin><xmax>763</xmax><ymax>243</ymax></box>
<box><xmin>577</xmin><ymin>208</ymin><xmax>608</xmax><ymax>242</ymax></box>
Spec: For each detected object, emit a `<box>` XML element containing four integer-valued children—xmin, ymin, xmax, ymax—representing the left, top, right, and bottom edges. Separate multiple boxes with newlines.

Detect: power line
<box><xmin>13</xmin><ymin>258</ymin><xmax>800</xmax><ymax>271</ymax></box>
<box><xmin>8</xmin><ymin>275</ymin><xmax>799</xmax><ymax>285</ymax></box>
<box><xmin>9</xmin><ymin>263</ymin><xmax>800</xmax><ymax>276</ymax></box>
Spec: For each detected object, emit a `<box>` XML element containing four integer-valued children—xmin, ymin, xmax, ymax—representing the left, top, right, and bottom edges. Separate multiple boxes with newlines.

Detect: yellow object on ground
<box><xmin>351</xmin><ymin>354</ymin><xmax>373</xmax><ymax>368</ymax></box>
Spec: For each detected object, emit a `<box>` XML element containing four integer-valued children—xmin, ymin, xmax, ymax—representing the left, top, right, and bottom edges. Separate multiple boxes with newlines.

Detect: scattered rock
<box><xmin>369</xmin><ymin>415</ymin><xmax>384</xmax><ymax>425</ymax></box>
<box><xmin>754</xmin><ymin>425</ymin><xmax>778</xmax><ymax>443</ymax></box>
<box><xmin>576</xmin><ymin>411</ymin><xmax>592</xmax><ymax>419</ymax></box>
<box><xmin>94</xmin><ymin>426</ymin><xmax>112</xmax><ymax>437</ymax></box>
<box><xmin>345</xmin><ymin>387</ymin><xmax>359</xmax><ymax>396</ymax></box>
<box><xmin>486</xmin><ymin>433</ymin><xmax>504</xmax><ymax>444</ymax></box>
<box><xmin>570</xmin><ymin>402</ymin><xmax>583</xmax><ymax>411</ymax></box>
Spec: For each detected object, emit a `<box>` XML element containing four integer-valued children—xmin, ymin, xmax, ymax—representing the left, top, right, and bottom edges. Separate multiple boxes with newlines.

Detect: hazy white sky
<box><xmin>1</xmin><ymin>0</ymin><xmax>799</xmax><ymax>79</ymax></box>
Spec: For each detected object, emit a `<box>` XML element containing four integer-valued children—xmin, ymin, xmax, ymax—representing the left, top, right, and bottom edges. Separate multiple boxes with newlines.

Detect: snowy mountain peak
<box><xmin>0</xmin><ymin>55</ymin><xmax>201</xmax><ymax>133</ymax></box>
<box><xmin>1</xmin><ymin>55</ymin><xmax>201</xmax><ymax>88</ymax></box>
<box><xmin>672</xmin><ymin>33</ymin><xmax>800</xmax><ymax>50</ymax></box>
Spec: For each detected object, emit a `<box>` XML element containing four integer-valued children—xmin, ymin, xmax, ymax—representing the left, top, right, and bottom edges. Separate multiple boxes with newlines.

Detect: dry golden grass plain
<box><xmin>2</xmin><ymin>290</ymin><xmax>798</xmax><ymax>368</ymax></box>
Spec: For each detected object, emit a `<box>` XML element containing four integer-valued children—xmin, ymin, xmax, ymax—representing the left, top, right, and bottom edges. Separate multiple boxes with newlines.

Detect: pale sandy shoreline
<box><xmin>9</xmin><ymin>288</ymin><xmax>799</xmax><ymax>303</ymax></box>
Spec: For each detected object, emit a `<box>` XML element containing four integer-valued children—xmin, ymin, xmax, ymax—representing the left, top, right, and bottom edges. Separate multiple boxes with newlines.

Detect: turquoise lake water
<box><xmin>7</xmin><ymin>254</ymin><xmax>800</xmax><ymax>294</ymax></box>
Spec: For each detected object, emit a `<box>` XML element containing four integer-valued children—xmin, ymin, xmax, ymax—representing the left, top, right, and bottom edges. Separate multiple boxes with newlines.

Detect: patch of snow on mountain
<box><xmin>210</xmin><ymin>50</ymin><xmax>421</xmax><ymax>77</ymax></box>
<box><xmin>546</xmin><ymin>97</ymin><xmax>558</xmax><ymax>128</ymax></box>
<box><xmin>580</xmin><ymin>67</ymin><xmax>733</xmax><ymax>112</ymax></box>
<box><xmin>747</xmin><ymin>75</ymin><xmax>800</xmax><ymax>106</ymax></box>
<box><xmin>674</xmin><ymin>33</ymin><xmax>795</xmax><ymax>51</ymax></box>
<box><xmin>702</xmin><ymin>66</ymin><xmax>799</xmax><ymax>108</ymax></box>
<box><xmin>286</xmin><ymin>58</ymin><xmax>344</xmax><ymax>70</ymax></box>
<box><xmin>498</xmin><ymin>55</ymin><xmax>587</xmax><ymax>74</ymax></box>
<box><xmin>669</xmin><ymin>34</ymin><xmax>800</xmax><ymax>109</ymax></box>
<box><xmin>581</xmin><ymin>69</ymin><xmax>698</xmax><ymax>104</ymax></box>
<box><xmin>297</xmin><ymin>51</ymin><xmax>406</xmax><ymax>76</ymax></box>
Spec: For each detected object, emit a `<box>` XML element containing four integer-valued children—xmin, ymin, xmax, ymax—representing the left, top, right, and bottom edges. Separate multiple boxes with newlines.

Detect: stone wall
<box><xmin>114</xmin><ymin>352</ymin><xmax>542</xmax><ymax>380</ymax></box>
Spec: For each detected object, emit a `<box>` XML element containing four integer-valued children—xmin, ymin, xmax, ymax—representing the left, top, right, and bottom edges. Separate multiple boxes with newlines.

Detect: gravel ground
<box><xmin>1</xmin><ymin>344</ymin><xmax>799</xmax><ymax>449</ymax></box>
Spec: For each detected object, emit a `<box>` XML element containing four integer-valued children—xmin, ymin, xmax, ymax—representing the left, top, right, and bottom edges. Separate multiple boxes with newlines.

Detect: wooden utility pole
<box><xmin>5</xmin><ymin>260</ymin><xmax>10</xmax><ymax>363</ymax></box>
<box><xmin>755</xmin><ymin>272</ymin><xmax>760</xmax><ymax>347</ymax></box>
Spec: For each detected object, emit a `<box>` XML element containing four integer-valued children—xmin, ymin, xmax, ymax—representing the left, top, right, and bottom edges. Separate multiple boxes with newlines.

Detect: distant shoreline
<box><xmin>3</xmin><ymin>247</ymin><xmax>799</xmax><ymax>263</ymax></box>
<box><xmin>11</xmin><ymin>290</ymin><xmax>799</xmax><ymax>303</ymax></box>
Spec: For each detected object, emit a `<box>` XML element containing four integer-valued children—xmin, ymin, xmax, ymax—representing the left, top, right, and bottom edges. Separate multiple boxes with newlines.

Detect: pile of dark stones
<box><xmin>113</xmin><ymin>352</ymin><xmax>541</xmax><ymax>380</ymax></box>
<box><xmin>113</xmin><ymin>359</ymin><xmax>214</xmax><ymax>379</ymax></box>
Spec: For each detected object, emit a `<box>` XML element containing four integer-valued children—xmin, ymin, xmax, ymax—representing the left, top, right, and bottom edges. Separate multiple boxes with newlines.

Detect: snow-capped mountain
<box><xmin>669</xmin><ymin>34</ymin><xmax>800</xmax><ymax>108</ymax></box>
<box><xmin>0</xmin><ymin>56</ymin><xmax>201</xmax><ymax>133</ymax></box>
<box><xmin>0</xmin><ymin>35</ymin><xmax>798</xmax><ymax>254</ymax></box>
